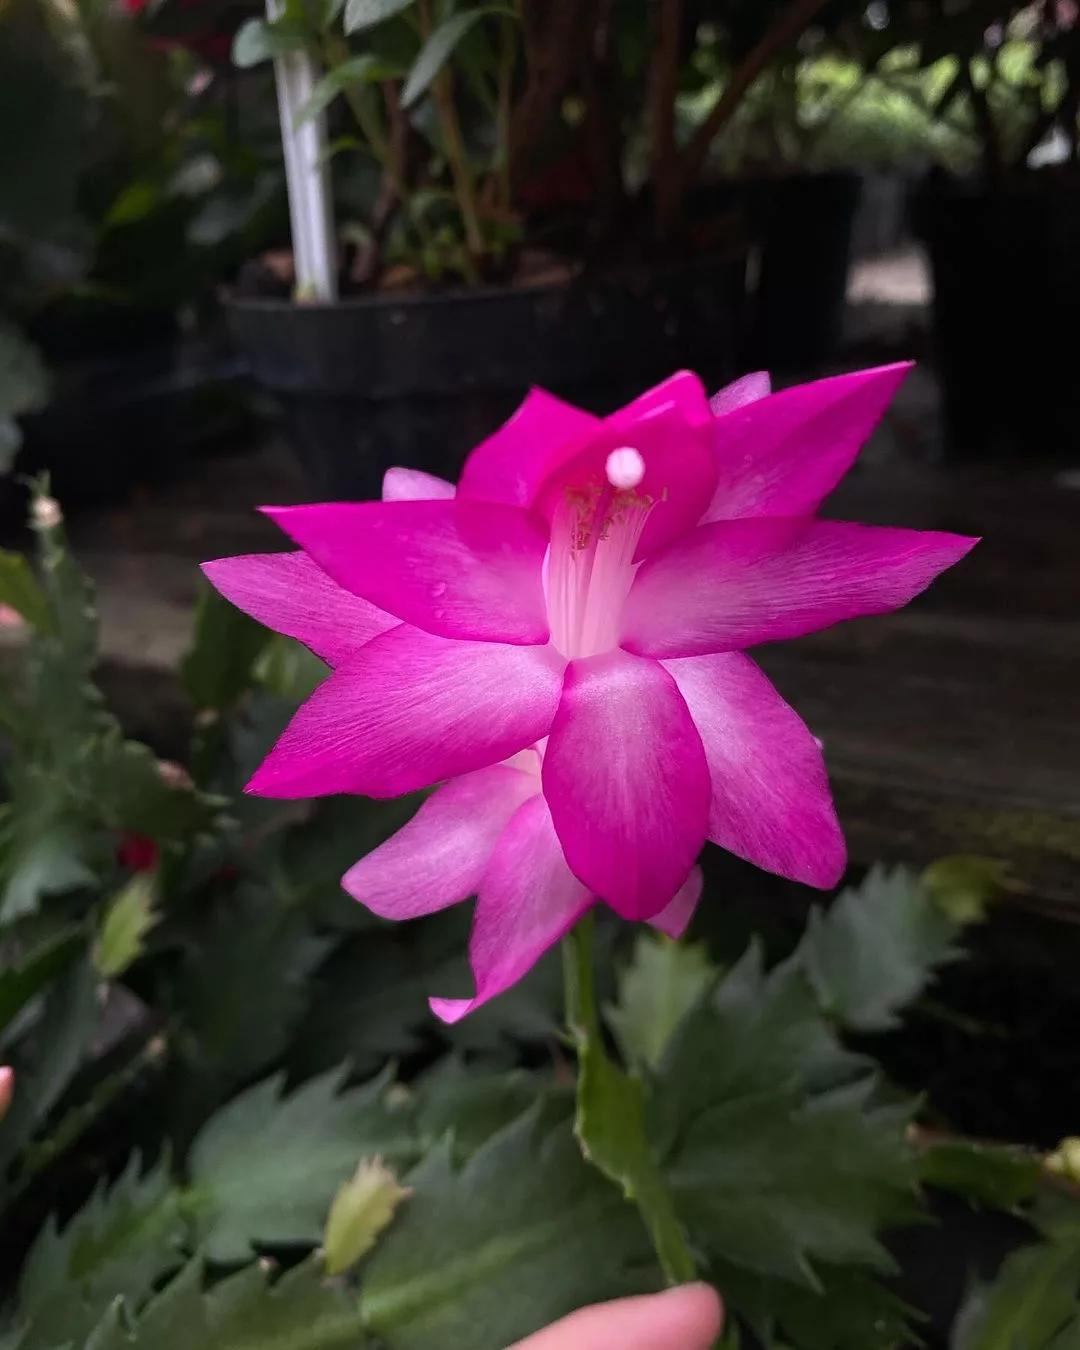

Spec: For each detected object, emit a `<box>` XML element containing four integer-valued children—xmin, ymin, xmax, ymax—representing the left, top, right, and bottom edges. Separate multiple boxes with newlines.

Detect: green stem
<box><xmin>561</xmin><ymin>917</ymin><xmax>698</xmax><ymax>1286</ymax></box>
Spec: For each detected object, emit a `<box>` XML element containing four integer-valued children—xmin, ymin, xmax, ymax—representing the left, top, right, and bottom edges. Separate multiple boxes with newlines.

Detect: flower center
<box><xmin>545</xmin><ymin>449</ymin><xmax>653</xmax><ymax>659</ymax></box>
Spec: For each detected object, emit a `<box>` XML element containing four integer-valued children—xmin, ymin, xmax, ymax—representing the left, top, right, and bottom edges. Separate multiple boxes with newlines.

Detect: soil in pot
<box><xmin>914</xmin><ymin>168</ymin><xmax>1080</xmax><ymax>461</ymax></box>
<box><xmin>226</xmin><ymin>249</ymin><xmax>746</xmax><ymax>500</ymax></box>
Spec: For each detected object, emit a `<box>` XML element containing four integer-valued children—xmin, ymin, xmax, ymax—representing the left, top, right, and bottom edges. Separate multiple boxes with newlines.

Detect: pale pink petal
<box><xmin>703</xmin><ymin>363</ymin><xmax>911</xmax><ymax>522</ymax></box>
<box><xmin>533</xmin><ymin>406</ymin><xmax>719</xmax><ymax>561</ymax></box>
<box><xmin>201</xmin><ymin>552</ymin><xmax>398</xmax><ymax>667</ymax></box>
<box><xmin>429</xmin><ymin>796</ymin><xmax>592</xmax><ymax>1023</ymax></box>
<box><xmin>665</xmin><ymin>652</ymin><xmax>845</xmax><ymax>888</ymax></box>
<box><xmin>264</xmin><ymin>499</ymin><xmax>550</xmax><ymax>645</ymax></box>
<box><xmin>611</xmin><ymin>370</ymin><xmax>714</xmax><ymax>430</ymax></box>
<box><xmin>342</xmin><ymin>765</ymin><xmax>538</xmax><ymax>920</ymax></box>
<box><xmin>382</xmin><ymin>467</ymin><xmax>456</xmax><ymax>501</ymax></box>
<box><xmin>247</xmin><ymin>626</ymin><xmax>565</xmax><ymax>798</ymax></box>
<box><xmin>648</xmin><ymin>865</ymin><xmax>703</xmax><ymax>939</ymax></box>
<box><xmin>542</xmin><ymin>650</ymin><xmax>710</xmax><ymax>922</ymax></box>
<box><xmin>622</xmin><ymin>518</ymin><xmax>978</xmax><ymax>658</ymax></box>
<box><xmin>456</xmin><ymin>388</ymin><xmax>600</xmax><ymax>508</ymax></box>
<box><xmin>709</xmin><ymin>371</ymin><xmax>771</xmax><ymax>418</ymax></box>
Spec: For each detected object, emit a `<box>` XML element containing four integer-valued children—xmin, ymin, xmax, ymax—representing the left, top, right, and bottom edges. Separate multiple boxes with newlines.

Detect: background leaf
<box><xmin>798</xmin><ymin>864</ymin><xmax>961</xmax><ymax>1032</ymax></box>
<box><xmin>343</xmin><ymin>0</ymin><xmax>413</xmax><ymax>33</ymax></box>
<box><xmin>187</xmin><ymin>1067</ymin><xmax>415</xmax><ymax>1261</ymax></box>
<box><xmin>607</xmin><ymin>933</ymin><xmax>716</xmax><ymax>1072</ymax></box>
<box><xmin>401</xmin><ymin>12</ymin><xmax>488</xmax><ymax>108</ymax></box>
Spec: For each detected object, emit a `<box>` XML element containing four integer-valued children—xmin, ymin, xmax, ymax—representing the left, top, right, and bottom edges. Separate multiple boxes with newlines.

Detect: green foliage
<box><xmin>0</xmin><ymin>548</ymin><xmax>53</xmax><ymax>634</ymax></box>
<box><xmin>919</xmin><ymin>1137</ymin><xmax>1043</xmax><ymax>1211</ymax></box>
<box><xmin>230</xmin><ymin>17</ymin><xmax>312</xmax><ymax>69</ymax></box>
<box><xmin>343</xmin><ymin>0</ymin><xmax>413</xmax><ymax>33</ymax></box>
<box><xmin>0</xmin><ymin>923</ymin><xmax>83</xmax><ymax>1042</ymax></box>
<box><xmin>181</xmin><ymin>584</ymin><xmax>272</xmax><ymax>713</ymax></box>
<box><xmin>13</xmin><ymin>1156</ymin><xmax>188</xmax><ymax>1350</ymax></box>
<box><xmin>798</xmin><ymin>864</ymin><xmax>962</xmax><ymax>1032</ymax></box>
<box><xmin>401</xmin><ymin>12</ymin><xmax>497</xmax><ymax>109</ymax></box>
<box><xmin>297</xmin><ymin>56</ymin><xmax>401</xmax><ymax>126</ymax></box>
<box><xmin>186</xmin><ymin>1067</ymin><xmax>414</xmax><ymax>1261</ymax></box>
<box><xmin>322</xmin><ymin>1157</ymin><xmax>412</xmax><ymax>1276</ymax></box>
<box><xmin>93</xmin><ymin>874</ymin><xmax>160</xmax><ymax>980</ymax></box>
<box><xmin>952</xmin><ymin>1217</ymin><xmax>1080</xmax><ymax>1350</ymax></box>
<box><xmin>361</xmin><ymin>1110</ymin><xmax>656</xmax><ymax>1350</ymax></box>
<box><xmin>608</xmin><ymin>933</ymin><xmax>716</xmax><ymax>1072</ymax></box>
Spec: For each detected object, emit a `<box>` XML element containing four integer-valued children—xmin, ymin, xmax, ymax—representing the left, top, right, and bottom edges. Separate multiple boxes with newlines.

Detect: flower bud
<box><xmin>322</xmin><ymin>1157</ymin><xmax>412</xmax><ymax>1276</ymax></box>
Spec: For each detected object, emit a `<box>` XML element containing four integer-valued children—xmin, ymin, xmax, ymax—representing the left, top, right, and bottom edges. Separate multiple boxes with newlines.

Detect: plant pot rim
<box><xmin>224</xmin><ymin>250</ymin><xmax>744</xmax><ymax>317</ymax></box>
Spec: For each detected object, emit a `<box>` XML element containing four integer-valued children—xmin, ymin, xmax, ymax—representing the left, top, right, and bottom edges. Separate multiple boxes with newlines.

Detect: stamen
<box><xmin>606</xmin><ymin>446</ymin><xmax>646</xmax><ymax>490</ymax></box>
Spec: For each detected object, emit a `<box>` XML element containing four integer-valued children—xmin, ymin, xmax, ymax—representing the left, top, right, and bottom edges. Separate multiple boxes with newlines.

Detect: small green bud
<box><xmin>322</xmin><ymin>1157</ymin><xmax>412</xmax><ymax>1276</ymax></box>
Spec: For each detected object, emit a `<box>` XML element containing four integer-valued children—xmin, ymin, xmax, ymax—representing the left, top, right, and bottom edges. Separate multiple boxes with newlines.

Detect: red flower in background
<box><xmin>120</xmin><ymin>0</ymin><xmax>234</xmax><ymax>64</ymax></box>
<box><xmin>116</xmin><ymin>832</ymin><xmax>160</xmax><ymax>873</ymax></box>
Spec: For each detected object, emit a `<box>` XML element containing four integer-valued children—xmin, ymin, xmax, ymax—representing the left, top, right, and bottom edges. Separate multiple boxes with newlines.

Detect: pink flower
<box><xmin>203</xmin><ymin>365</ymin><xmax>976</xmax><ymax>1006</ymax></box>
<box><xmin>342</xmin><ymin>741</ymin><xmax>702</xmax><ymax>1022</ymax></box>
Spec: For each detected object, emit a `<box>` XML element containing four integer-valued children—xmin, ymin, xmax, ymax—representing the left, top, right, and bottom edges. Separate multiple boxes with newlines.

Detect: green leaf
<box><xmin>575</xmin><ymin>1039</ymin><xmax>695</xmax><ymax>1284</ymax></box>
<box><xmin>0</xmin><ymin>416</ymin><xmax>22</xmax><ymax>473</ymax></box>
<box><xmin>84</xmin><ymin>1256</ymin><xmax>374</xmax><ymax>1350</ymax></box>
<box><xmin>922</xmin><ymin>854</ymin><xmax>1009</xmax><ymax>925</ymax></box>
<box><xmin>253</xmin><ymin>635</ymin><xmax>328</xmax><ymax>701</ymax></box>
<box><xmin>608</xmin><ymin>933</ymin><xmax>716</xmax><ymax>1072</ymax></box>
<box><xmin>360</xmin><ymin>1110</ymin><xmax>656</xmax><ymax>1350</ymax></box>
<box><xmin>953</xmin><ymin>1228</ymin><xmax>1080</xmax><ymax>1350</ymax></box>
<box><xmin>718</xmin><ymin>1261</ymin><xmax>918</xmax><ymax>1350</ymax></box>
<box><xmin>343</xmin><ymin>0</ymin><xmax>413</xmax><ymax>32</ymax></box>
<box><xmin>94</xmin><ymin>874</ymin><xmax>160</xmax><ymax>979</ymax></box>
<box><xmin>0</xmin><ymin>960</ymin><xmax>99</xmax><ymax>1177</ymax></box>
<box><xmin>83</xmin><ymin>735</ymin><xmax>207</xmax><ymax>843</ymax></box>
<box><xmin>14</xmin><ymin>1155</ymin><xmax>188</xmax><ymax>1350</ymax></box>
<box><xmin>187</xmin><ymin>1067</ymin><xmax>417</xmax><ymax>1261</ymax></box>
<box><xmin>0</xmin><ymin>322</ymin><xmax>49</xmax><ymax>422</ymax></box>
<box><xmin>411</xmin><ymin>1058</ymin><xmax>545</xmax><ymax>1158</ymax></box>
<box><xmin>0</xmin><ymin>821</ymin><xmax>95</xmax><ymax>926</ymax></box>
<box><xmin>918</xmin><ymin>1137</ymin><xmax>1042</xmax><ymax>1211</ymax></box>
<box><xmin>231</xmin><ymin>16</ymin><xmax>311</xmax><ymax>68</ymax></box>
<box><xmin>401</xmin><ymin>11</ymin><xmax>488</xmax><ymax>108</ymax></box>
<box><xmin>799</xmin><ymin>864</ymin><xmax>961</xmax><ymax>1032</ymax></box>
<box><xmin>295</xmin><ymin>55</ymin><xmax>401</xmax><ymax>126</ymax></box>
<box><xmin>0</xmin><ymin>549</ymin><xmax>53</xmax><ymax>633</ymax></box>
<box><xmin>0</xmin><ymin>924</ymin><xmax>83</xmax><ymax>1042</ymax></box>
<box><xmin>657</xmin><ymin>947</ymin><xmax>918</xmax><ymax>1290</ymax></box>
<box><xmin>181</xmin><ymin>582</ymin><xmax>272</xmax><ymax>712</ymax></box>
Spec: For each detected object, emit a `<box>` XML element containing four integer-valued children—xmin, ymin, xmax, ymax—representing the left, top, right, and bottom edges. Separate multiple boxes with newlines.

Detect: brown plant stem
<box><xmin>656</xmin><ymin>0</ymin><xmax>829</xmax><ymax>235</ymax></box>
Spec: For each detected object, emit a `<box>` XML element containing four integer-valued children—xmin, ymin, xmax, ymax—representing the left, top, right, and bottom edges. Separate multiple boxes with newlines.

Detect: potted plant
<box><xmin>215</xmin><ymin>0</ymin><xmax>837</xmax><ymax>496</ymax></box>
<box><xmin>900</xmin><ymin>0</ymin><xmax>1080</xmax><ymax>460</ymax></box>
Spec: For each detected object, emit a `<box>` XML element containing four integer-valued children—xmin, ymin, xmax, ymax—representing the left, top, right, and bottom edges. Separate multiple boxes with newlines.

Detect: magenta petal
<box><xmin>342</xmin><ymin>765</ymin><xmax>538</xmax><ymax>920</ymax></box>
<box><xmin>610</xmin><ymin>370</ymin><xmax>714</xmax><ymax>430</ymax></box>
<box><xmin>542</xmin><ymin>650</ymin><xmax>710</xmax><ymax>921</ymax></box>
<box><xmin>247</xmin><ymin>625</ymin><xmax>565</xmax><ymax>798</ymax></box>
<box><xmin>665</xmin><ymin>652</ymin><xmax>845</xmax><ymax>888</ymax></box>
<box><xmin>622</xmin><ymin>517</ymin><xmax>978</xmax><ymax>658</ymax></box>
<box><xmin>382</xmin><ymin>466</ymin><xmax>456</xmax><ymax>501</ymax></box>
<box><xmin>429</xmin><ymin>796</ymin><xmax>592</xmax><ymax>1024</ymax></box>
<box><xmin>703</xmin><ymin>363</ymin><xmax>912</xmax><ymax>522</ymax></box>
<box><xmin>534</xmin><ymin>406</ymin><xmax>719</xmax><ymax>561</ymax></box>
<box><xmin>648</xmin><ymin>865</ymin><xmax>703</xmax><ymax>939</ymax></box>
<box><xmin>709</xmin><ymin>371</ymin><xmax>771</xmax><ymax>418</ymax></box>
<box><xmin>264</xmin><ymin>499</ymin><xmax>551</xmax><ymax>645</ymax></box>
<box><xmin>201</xmin><ymin>552</ymin><xmax>398</xmax><ymax>667</ymax></box>
<box><xmin>456</xmin><ymin>388</ymin><xmax>600</xmax><ymax>508</ymax></box>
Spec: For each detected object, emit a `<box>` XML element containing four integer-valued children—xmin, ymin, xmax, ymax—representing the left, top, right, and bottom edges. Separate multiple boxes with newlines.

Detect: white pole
<box><xmin>267</xmin><ymin>0</ymin><xmax>338</xmax><ymax>302</ymax></box>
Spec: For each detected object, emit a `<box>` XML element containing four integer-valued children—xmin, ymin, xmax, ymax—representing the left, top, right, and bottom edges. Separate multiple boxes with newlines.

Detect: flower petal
<box><xmin>664</xmin><ymin>652</ymin><xmax>845</xmax><ymax>888</ymax></box>
<box><xmin>611</xmin><ymin>370</ymin><xmax>714</xmax><ymax>430</ymax></box>
<box><xmin>709</xmin><ymin>371</ymin><xmax>771</xmax><ymax>418</ymax></box>
<box><xmin>201</xmin><ymin>552</ymin><xmax>398</xmax><ymax>667</ymax></box>
<box><xmin>703</xmin><ymin>363</ymin><xmax>911</xmax><ymax>521</ymax></box>
<box><xmin>648</xmin><ymin>865</ymin><xmax>703</xmax><ymax>939</ymax></box>
<box><xmin>264</xmin><ymin>499</ymin><xmax>551</xmax><ymax>645</ymax></box>
<box><xmin>533</xmin><ymin>406</ymin><xmax>719</xmax><ymax>561</ymax></box>
<box><xmin>429</xmin><ymin>795</ymin><xmax>592</xmax><ymax>1023</ymax></box>
<box><xmin>247</xmin><ymin>625</ymin><xmax>565</xmax><ymax>798</ymax></box>
<box><xmin>382</xmin><ymin>467</ymin><xmax>456</xmax><ymax>501</ymax></box>
<box><xmin>342</xmin><ymin>765</ymin><xmax>539</xmax><ymax>920</ymax></box>
<box><xmin>622</xmin><ymin>518</ymin><xmax>978</xmax><ymax>658</ymax></box>
<box><xmin>456</xmin><ymin>388</ymin><xmax>600</xmax><ymax>509</ymax></box>
<box><xmin>542</xmin><ymin>650</ymin><xmax>710</xmax><ymax>921</ymax></box>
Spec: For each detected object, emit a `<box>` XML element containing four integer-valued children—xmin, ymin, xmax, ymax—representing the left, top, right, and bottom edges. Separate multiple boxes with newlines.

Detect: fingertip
<box><xmin>655</xmin><ymin>1283</ymin><xmax>724</xmax><ymax>1346</ymax></box>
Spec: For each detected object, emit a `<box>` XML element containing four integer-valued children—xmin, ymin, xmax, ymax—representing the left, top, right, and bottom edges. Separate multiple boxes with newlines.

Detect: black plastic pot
<box><xmin>226</xmin><ymin>254</ymin><xmax>745</xmax><ymax>499</ymax></box>
<box><xmin>742</xmin><ymin>171</ymin><xmax>862</xmax><ymax>372</ymax></box>
<box><xmin>11</xmin><ymin>339</ymin><xmax>249</xmax><ymax>514</ymax></box>
<box><xmin>914</xmin><ymin>172</ymin><xmax>1080</xmax><ymax>461</ymax></box>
